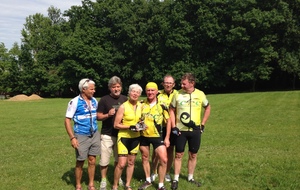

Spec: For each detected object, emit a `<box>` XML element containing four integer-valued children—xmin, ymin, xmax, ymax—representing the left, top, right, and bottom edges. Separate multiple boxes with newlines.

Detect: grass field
<box><xmin>0</xmin><ymin>91</ymin><xmax>299</xmax><ymax>190</ymax></box>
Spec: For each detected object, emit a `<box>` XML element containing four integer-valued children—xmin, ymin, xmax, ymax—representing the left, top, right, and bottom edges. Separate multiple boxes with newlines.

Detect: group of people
<box><xmin>64</xmin><ymin>73</ymin><xmax>211</xmax><ymax>190</ymax></box>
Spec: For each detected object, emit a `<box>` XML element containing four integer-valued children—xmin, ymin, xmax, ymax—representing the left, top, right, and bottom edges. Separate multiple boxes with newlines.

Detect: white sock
<box><xmin>174</xmin><ymin>174</ymin><xmax>179</xmax><ymax>181</ymax></box>
<box><xmin>158</xmin><ymin>183</ymin><xmax>164</xmax><ymax>188</ymax></box>
<box><xmin>146</xmin><ymin>177</ymin><xmax>151</xmax><ymax>183</ymax></box>
<box><xmin>188</xmin><ymin>174</ymin><xmax>193</xmax><ymax>181</ymax></box>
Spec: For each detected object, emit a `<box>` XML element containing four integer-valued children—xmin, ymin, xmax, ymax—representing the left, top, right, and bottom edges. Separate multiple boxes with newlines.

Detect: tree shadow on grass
<box><xmin>61</xmin><ymin>165</ymin><xmax>101</xmax><ymax>188</ymax></box>
<box><xmin>99</xmin><ymin>159</ymin><xmax>146</xmax><ymax>188</ymax></box>
<box><xmin>60</xmin><ymin>158</ymin><xmax>153</xmax><ymax>189</ymax></box>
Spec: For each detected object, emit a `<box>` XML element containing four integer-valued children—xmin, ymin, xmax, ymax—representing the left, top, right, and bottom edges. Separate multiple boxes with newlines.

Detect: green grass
<box><xmin>0</xmin><ymin>91</ymin><xmax>300</xmax><ymax>190</ymax></box>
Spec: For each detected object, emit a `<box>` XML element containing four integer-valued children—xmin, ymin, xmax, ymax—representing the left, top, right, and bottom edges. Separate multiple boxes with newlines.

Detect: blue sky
<box><xmin>0</xmin><ymin>0</ymin><xmax>84</xmax><ymax>50</ymax></box>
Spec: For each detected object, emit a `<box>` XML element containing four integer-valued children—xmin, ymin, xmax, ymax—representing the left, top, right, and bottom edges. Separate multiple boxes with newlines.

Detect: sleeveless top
<box><xmin>118</xmin><ymin>100</ymin><xmax>142</xmax><ymax>138</ymax></box>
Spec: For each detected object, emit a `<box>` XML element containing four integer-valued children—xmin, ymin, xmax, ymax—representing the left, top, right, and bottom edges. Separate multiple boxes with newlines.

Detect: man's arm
<box><xmin>201</xmin><ymin>104</ymin><xmax>211</xmax><ymax>125</ymax></box>
<box><xmin>97</xmin><ymin>108</ymin><xmax>115</xmax><ymax>121</ymax></box>
<box><xmin>64</xmin><ymin>117</ymin><xmax>79</xmax><ymax>149</ymax></box>
<box><xmin>164</xmin><ymin>117</ymin><xmax>171</xmax><ymax>147</ymax></box>
<box><xmin>64</xmin><ymin>117</ymin><xmax>74</xmax><ymax>139</ymax></box>
<box><xmin>169</xmin><ymin>106</ymin><xmax>176</xmax><ymax>128</ymax></box>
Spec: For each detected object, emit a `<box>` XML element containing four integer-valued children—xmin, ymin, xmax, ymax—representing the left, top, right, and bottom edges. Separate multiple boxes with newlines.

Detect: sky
<box><xmin>0</xmin><ymin>0</ymin><xmax>84</xmax><ymax>50</ymax></box>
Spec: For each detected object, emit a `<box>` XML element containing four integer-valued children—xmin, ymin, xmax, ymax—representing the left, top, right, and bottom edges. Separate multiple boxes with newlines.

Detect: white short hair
<box><xmin>78</xmin><ymin>78</ymin><xmax>95</xmax><ymax>92</ymax></box>
<box><xmin>128</xmin><ymin>84</ymin><xmax>143</xmax><ymax>95</ymax></box>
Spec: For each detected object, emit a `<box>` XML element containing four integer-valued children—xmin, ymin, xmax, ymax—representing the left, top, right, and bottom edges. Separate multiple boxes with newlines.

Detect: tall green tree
<box><xmin>0</xmin><ymin>43</ymin><xmax>10</xmax><ymax>95</ymax></box>
<box><xmin>20</xmin><ymin>7</ymin><xmax>68</xmax><ymax>96</ymax></box>
<box><xmin>277</xmin><ymin>0</ymin><xmax>300</xmax><ymax>89</ymax></box>
<box><xmin>224</xmin><ymin>0</ymin><xmax>284</xmax><ymax>91</ymax></box>
<box><xmin>62</xmin><ymin>0</ymin><xmax>116</xmax><ymax>93</ymax></box>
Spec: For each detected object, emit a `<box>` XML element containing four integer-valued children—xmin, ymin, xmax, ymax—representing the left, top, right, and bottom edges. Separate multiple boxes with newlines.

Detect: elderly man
<box><xmin>97</xmin><ymin>76</ymin><xmax>128</xmax><ymax>190</ymax></box>
<box><xmin>138</xmin><ymin>82</ymin><xmax>170</xmax><ymax>190</ymax></box>
<box><xmin>65</xmin><ymin>78</ymin><xmax>101</xmax><ymax>190</ymax></box>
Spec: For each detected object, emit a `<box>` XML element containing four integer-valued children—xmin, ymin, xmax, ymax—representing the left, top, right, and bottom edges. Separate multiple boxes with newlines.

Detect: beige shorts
<box><xmin>99</xmin><ymin>134</ymin><xmax>118</xmax><ymax>166</ymax></box>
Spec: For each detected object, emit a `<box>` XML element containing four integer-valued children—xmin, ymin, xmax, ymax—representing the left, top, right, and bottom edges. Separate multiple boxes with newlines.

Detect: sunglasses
<box><xmin>83</xmin><ymin>79</ymin><xmax>90</xmax><ymax>86</ymax></box>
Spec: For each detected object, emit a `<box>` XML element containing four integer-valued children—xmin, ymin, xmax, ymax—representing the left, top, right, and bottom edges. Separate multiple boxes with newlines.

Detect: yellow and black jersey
<box><xmin>170</xmin><ymin>88</ymin><xmax>209</xmax><ymax>131</ymax></box>
<box><xmin>140</xmin><ymin>100</ymin><xmax>170</xmax><ymax>137</ymax></box>
<box><xmin>118</xmin><ymin>100</ymin><xmax>142</xmax><ymax>138</ymax></box>
<box><xmin>157</xmin><ymin>89</ymin><xmax>178</xmax><ymax>109</ymax></box>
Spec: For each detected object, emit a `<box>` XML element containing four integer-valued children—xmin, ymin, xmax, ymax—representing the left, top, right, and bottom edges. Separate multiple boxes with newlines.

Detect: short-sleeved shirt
<box><xmin>65</xmin><ymin>95</ymin><xmax>99</xmax><ymax>135</ymax></box>
<box><xmin>157</xmin><ymin>89</ymin><xmax>178</xmax><ymax>108</ymax></box>
<box><xmin>118</xmin><ymin>100</ymin><xmax>142</xmax><ymax>138</ymax></box>
<box><xmin>157</xmin><ymin>89</ymin><xmax>177</xmax><ymax>126</ymax></box>
<box><xmin>140</xmin><ymin>100</ymin><xmax>170</xmax><ymax>137</ymax></box>
<box><xmin>97</xmin><ymin>94</ymin><xmax>127</xmax><ymax>137</ymax></box>
<box><xmin>170</xmin><ymin>88</ymin><xmax>209</xmax><ymax>131</ymax></box>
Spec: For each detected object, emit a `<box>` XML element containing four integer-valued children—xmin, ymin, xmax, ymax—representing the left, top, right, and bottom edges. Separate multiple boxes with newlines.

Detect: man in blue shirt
<box><xmin>65</xmin><ymin>78</ymin><xmax>101</xmax><ymax>190</ymax></box>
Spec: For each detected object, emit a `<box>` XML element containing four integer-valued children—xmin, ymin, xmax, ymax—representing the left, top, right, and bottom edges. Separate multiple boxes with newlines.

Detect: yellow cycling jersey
<box><xmin>170</xmin><ymin>88</ymin><xmax>209</xmax><ymax>131</ymax></box>
<box><xmin>118</xmin><ymin>100</ymin><xmax>142</xmax><ymax>138</ymax></box>
<box><xmin>157</xmin><ymin>89</ymin><xmax>177</xmax><ymax>127</ymax></box>
<box><xmin>140</xmin><ymin>100</ymin><xmax>170</xmax><ymax>137</ymax></box>
<box><xmin>157</xmin><ymin>89</ymin><xmax>178</xmax><ymax>108</ymax></box>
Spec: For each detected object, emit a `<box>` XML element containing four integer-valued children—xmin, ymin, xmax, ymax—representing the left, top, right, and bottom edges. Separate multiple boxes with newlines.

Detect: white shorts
<box><xmin>99</xmin><ymin>134</ymin><xmax>118</xmax><ymax>166</ymax></box>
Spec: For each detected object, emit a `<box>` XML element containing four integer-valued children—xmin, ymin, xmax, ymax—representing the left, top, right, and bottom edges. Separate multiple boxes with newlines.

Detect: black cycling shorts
<box><xmin>175</xmin><ymin>130</ymin><xmax>201</xmax><ymax>153</ymax></box>
<box><xmin>140</xmin><ymin>136</ymin><xmax>165</xmax><ymax>150</ymax></box>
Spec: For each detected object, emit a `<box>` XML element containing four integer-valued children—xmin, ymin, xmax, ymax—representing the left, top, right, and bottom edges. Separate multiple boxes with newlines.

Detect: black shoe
<box><xmin>189</xmin><ymin>179</ymin><xmax>201</xmax><ymax>187</ymax></box>
<box><xmin>171</xmin><ymin>180</ymin><xmax>178</xmax><ymax>190</ymax></box>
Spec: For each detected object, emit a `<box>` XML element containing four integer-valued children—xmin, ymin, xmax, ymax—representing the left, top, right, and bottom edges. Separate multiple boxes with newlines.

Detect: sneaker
<box><xmin>138</xmin><ymin>181</ymin><xmax>152</xmax><ymax>190</ymax></box>
<box><xmin>100</xmin><ymin>180</ymin><xmax>107</xmax><ymax>190</ymax></box>
<box><xmin>151</xmin><ymin>173</ymin><xmax>158</xmax><ymax>182</ymax></box>
<box><xmin>165</xmin><ymin>174</ymin><xmax>171</xmax><ymax>182</ymax></box>
<box><xmin>118</xmin><ymin>178</ymin><xmax>124</xmax><ymax>187</ymax></box>
<box><xmin>189</xmin><ymin>179</ymin><xmax>201</xmax><ymax>187</ymax></box>
<box><xmin>157</xmin><ymin>186</ymin><xmax>167</xmax><ymax>190</ymax></box>
<box><xmin>171</xmin><ymin>180</ymin><xmax>178</xmax><ymax>190</ymax></box>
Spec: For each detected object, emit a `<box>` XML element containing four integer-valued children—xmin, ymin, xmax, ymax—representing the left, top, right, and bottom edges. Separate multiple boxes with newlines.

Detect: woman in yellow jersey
<box><xmin>112</xmin><ymin>84</ymin><xmax>143</xmax><ymax>190</ymax></box>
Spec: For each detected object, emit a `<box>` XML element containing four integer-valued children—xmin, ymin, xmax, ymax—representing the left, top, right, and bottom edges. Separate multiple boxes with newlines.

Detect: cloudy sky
<box><xmin>0</xmin><ymin>0</ymin><xmax>84</xmax><ymax>50</ymax></box>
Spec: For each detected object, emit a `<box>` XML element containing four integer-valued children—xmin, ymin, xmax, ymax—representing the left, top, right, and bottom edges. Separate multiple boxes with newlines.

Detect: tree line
<box><xmin>0</xmin><ymin>0</ymin><xmax>299</xmax><ymax>97</ymax></box>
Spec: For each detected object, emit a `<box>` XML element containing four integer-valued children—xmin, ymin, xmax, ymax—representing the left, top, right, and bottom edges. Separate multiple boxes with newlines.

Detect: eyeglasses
<box><xmin>163</xmin><ymin>82</ymin><xmax>174</xmax><ymax>85</ymax></box>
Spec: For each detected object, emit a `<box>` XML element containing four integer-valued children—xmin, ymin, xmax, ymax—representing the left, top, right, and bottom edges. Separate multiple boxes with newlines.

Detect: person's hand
<box><xmin>160</xmin><ymin>103</ymin><xmax>168</xmax><ymax>111</ymax></box>
<box><xmin>70</xmin><ymin>137</ymin><xmax>79</xmax><ymax>149</ymax></box>
<box><xmin>129</xmin><ymin>125</ymin><xmax>138</xmax><ymax>132</ymax></box>
<box><xmin>171</xmin><ymin>127</ymin><xmax>181</xmax><ymax>136</ymax></box>
<box><xmin>164</xmin><ymin>138</ymin><xmax>170</xmax><ymax>148</ymax></box>
<box><xmin>136</xmin><ymin>121</ymin><xmax>147</xmax><ymax>131</ymax></box>
<box><xmin>108</xmin><ymin>108</ymin><xmax>116</xmax><ymax>117</ymax></box>
<box><xmin>200</xmin><ymin>124</ymin><xmax>205</xmax><ymax>134</ymax></box>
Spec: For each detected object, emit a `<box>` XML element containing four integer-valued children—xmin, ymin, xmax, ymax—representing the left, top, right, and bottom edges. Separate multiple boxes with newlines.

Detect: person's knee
<box><xmin>188</xmin><ymin>152</ymin><xmax>197</xmax><ymax>160</ymax></box>
<box><xmin>159</xmin><ymin>156</ymin><xmax>168</xmax><ymax>165</ymax></box>
<box><xmin>116</xmin><ymin>162</ymin><xmax>126</xmax><ymax>170</ymax></box>
<box><xmin>175</xmin><ymin>152</ymin><xmax>184</xmax><ymax>160</ymax></box>
<box><xmin>88</xmin><ymin>156</ymin><xmax>96</xmax><ymax>165</ymax></box>
<box><xmin>127</xmin><ymin>157</ymin><xmax>136</xmax><ymax>167</ymax></box>
<box><xmin>142</xmin><ymin>153</ymin><xmax>149</xmax><ymax>161</ymax></box>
